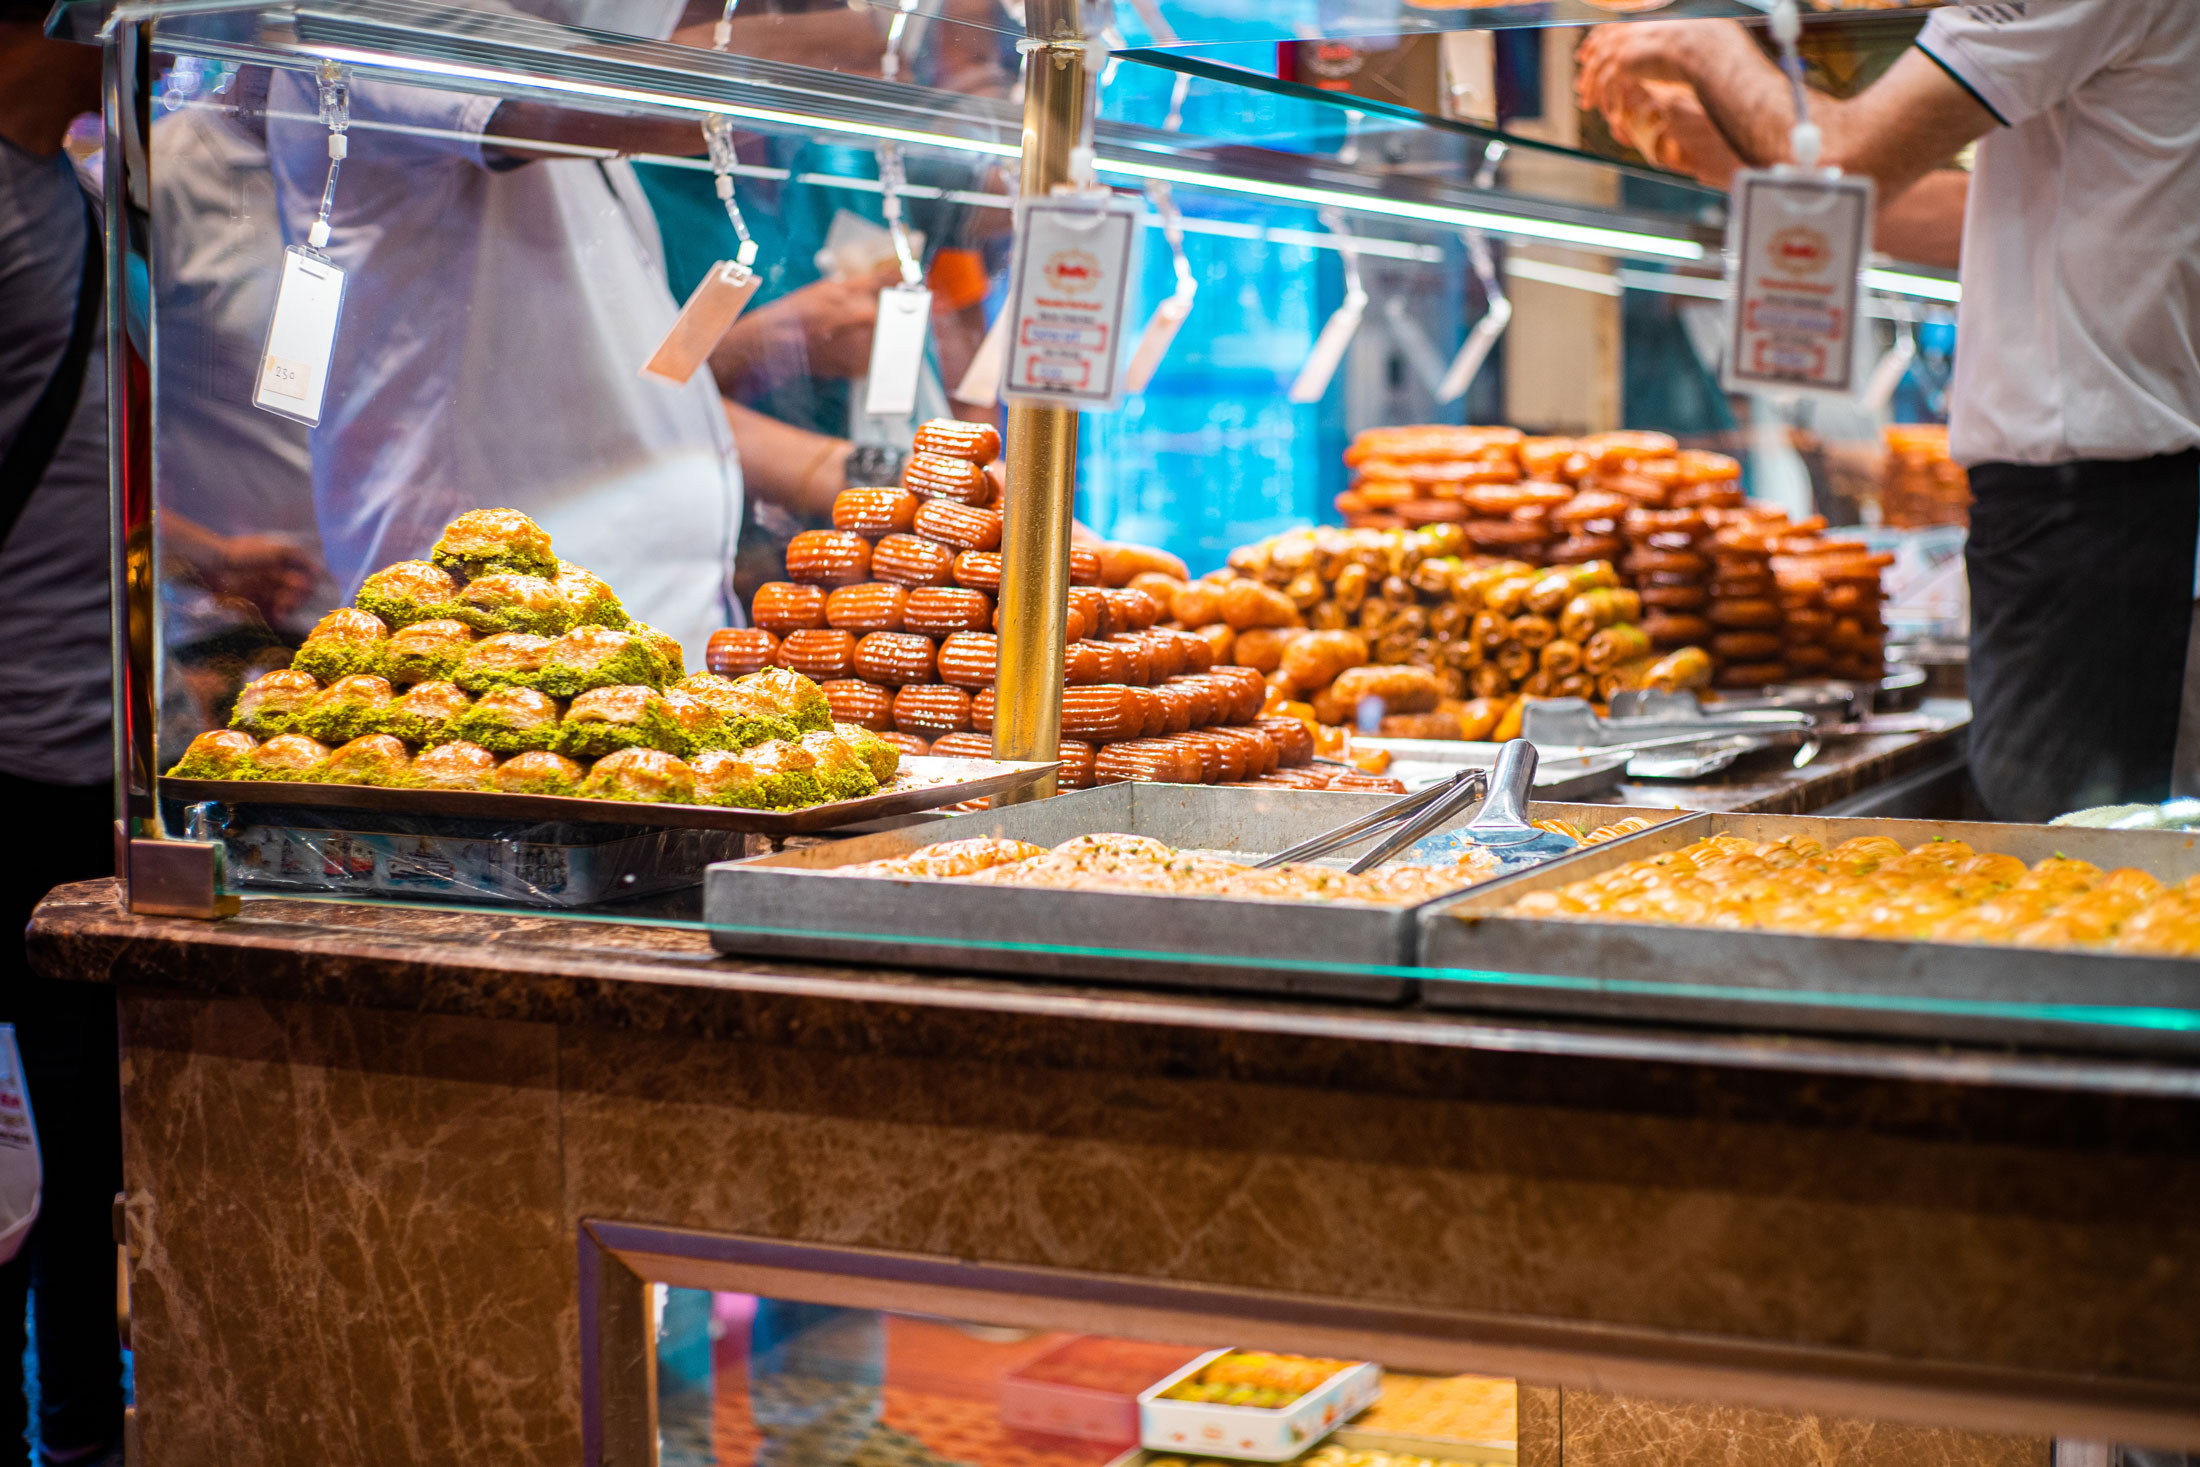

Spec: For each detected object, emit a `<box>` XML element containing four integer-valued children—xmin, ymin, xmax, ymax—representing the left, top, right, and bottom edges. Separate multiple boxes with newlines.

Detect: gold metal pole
<box><xmin>992</xmin><ymin>0</ymin><xmax>1092</xmax><ymax>803</ymax></box>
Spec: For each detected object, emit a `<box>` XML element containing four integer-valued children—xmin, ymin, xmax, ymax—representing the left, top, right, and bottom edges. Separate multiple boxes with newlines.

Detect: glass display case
<box><xmin>96</xmin><ymin>0</ymin><xmax>2150</xmax><ymax>1052</ymax></box>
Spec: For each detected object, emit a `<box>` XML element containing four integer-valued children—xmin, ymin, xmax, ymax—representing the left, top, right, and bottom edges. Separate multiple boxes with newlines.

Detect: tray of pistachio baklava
<box><xmin>160</xmin><ymin>507</ymin><xmax>1054</xmax><ymax>833</ymax></box>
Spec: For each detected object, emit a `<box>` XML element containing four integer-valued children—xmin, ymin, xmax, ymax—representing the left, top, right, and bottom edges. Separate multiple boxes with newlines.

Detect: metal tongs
<box><xmin>1254</xmin><ymin>740</ymin><xmax>1579</xmax><ymax>874</ymax></box>
<box><xmin>1254</xmin><ymin>766</ymin><xmax>1488</xmax><ymax>872</ymax></box>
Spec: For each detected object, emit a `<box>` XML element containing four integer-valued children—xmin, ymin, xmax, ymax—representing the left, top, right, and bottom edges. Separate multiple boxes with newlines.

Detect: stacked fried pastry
<box><xmin>1508</xmin><ymin>833</ymin><xmax>2200</xmax><ymax>954</ymax></box>
<box><xmin>713</xmin><ymin>421</ymin><xmax>1330</xmax><ymax>791</ymax></box>
<box><xmin>167</xmin><ymin>510</ymin><xmax>898</xmax><ymax>808</ymax></box>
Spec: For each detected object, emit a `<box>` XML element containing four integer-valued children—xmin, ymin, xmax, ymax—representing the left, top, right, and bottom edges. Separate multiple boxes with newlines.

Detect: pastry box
<box><xmin>1138</xmin><ymin>1350</ymin><xmax>1381</xmax><ymax>1461</ymax></box>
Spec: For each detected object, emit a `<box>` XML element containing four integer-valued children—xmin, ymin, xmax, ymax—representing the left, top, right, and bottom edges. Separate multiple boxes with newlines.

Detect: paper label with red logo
<box><xmin>1721</xmin><ymin>168</ymin><xmax>1873</xmax><ymax>397</ymax></box>
<box><xmin>1003</xmin><ymin>192</ymin><xmax>1140</xmax><ymax>410</ymax></box>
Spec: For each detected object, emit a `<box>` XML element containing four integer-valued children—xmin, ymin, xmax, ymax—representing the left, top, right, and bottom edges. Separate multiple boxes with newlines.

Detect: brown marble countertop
<box><xmin>30</xmin><ymin>867</ymin><xmax>2200</xmax><ymax>1142</ymax></box>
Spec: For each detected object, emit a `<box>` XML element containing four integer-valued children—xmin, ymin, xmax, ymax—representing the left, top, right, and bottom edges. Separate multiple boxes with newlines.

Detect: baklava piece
<box><xmin>319</xmin><ymin>733</ymin><xmax>412</xmax><ymax>787</ymax></box>
<box><xmin>535</xmin><ymin>625</ymin><xmax>667</xmax><ymax>699</ymax></box>
<box><xmin>553</xmin><ymin>561</ymin><xmax>629</xmax><ymax>629</ymax></box>
<box><xmin>167</xmin><ymin>728</ymin><xmax>258</xmax><ymax>780</ymax></box>
<box><xmin>249</xmin><ymin>733</ymin><xmax>331</xmax><ymax>781</ymax></box>
<box><xmin>383</xmin><ymin>618</ymin><xmax>476</xmax><ymax>686</ymax></box>
<box><xmin>553</xmin><ymin>685</ymin><xmax>689</xmax><ymax>760</ymax></box>
<box><xmin>731</xmin><ymin>667</ymin><xmax>832</xmax><ymax>734</ymax></box>
<box><xmin>409</xmin><ymin>740</ymin><xmax>498</xmax><ymax>791</ymax></box>
<box><xmin>490</xmin><ymin>749</ymin><xmax>587</xmax><ymax>797</ymax></box>
<box><xmin>229</xmin><ymin>668</ymin><xmax>321</xmax><ymax>738</ymax></box>
<box><xmin>295</xmin><ymin>674</ymin><xmax>396</xmax><ymax>745</ymax></box>
<box><xmin>447</xmin><ymin>686</ymin><xmax>563</xmax><ymax>755</ymax></box>
<box><xmin>430</xmin><ymin>507</ymin><xmax>557</xmax><ymax>579</ymax></box>
<box><xmin>381</xmin><ymin>680</ymin><xmax>472</xmax><ymax>747</ymax></box>
<box><xmin>454</xmin><ymin>572</ymin><xmax>575</xmax><ymax>637</ymax></box>
<box><xmin>689</xmin><ymin>739</ymin><xmax>821</xmax><ymax>809</ymax></box>
<box><xmin>293</xmin><ymin>607</ymin><xmax>390</xmax><ymax>683</ymax></box>
<box><xmin>453</xmin><ymin>632</ymin><xmax>556</xmax><ymax>694</ymax></box>
<box><xmin>580</xmin><ymin>747</ymin><xmax>697</xmax><ymax>804</ymax></box>
<box><xmin>355</xmin><ymin>560</ymin><xmax>461</xmax><ymax>627</ymax></box>
<box><xmin>668</xmin><ymin>673</ymin><xmax>798</xmax><ymax>751</ymax></box>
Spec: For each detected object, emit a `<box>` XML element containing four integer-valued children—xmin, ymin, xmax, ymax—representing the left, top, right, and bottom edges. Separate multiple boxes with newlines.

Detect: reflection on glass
<box><xmin>652</xmin><ymin>1291</ymin><xmax>1527</xmax><ymax>1467</ymax></box>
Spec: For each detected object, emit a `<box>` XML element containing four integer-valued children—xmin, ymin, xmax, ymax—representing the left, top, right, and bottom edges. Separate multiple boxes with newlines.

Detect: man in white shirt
<box><xmin>1577</xmin><ymin>0</ymin><xmax>2200</xmax><ymax>824</ymax></box>
<box><xmin>266</xmin><ymin>53</ymin><xmax>744</xmax><ymax>660</ymax></box>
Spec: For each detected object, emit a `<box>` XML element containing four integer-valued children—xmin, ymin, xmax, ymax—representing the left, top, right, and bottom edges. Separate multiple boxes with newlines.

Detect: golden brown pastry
<box><xmin>783</xmin><ymin>530</ymin><xmax>873</xmax><ymax>588</ymax></box>
<box><xmin>751</xmin><ymin>582</ymin><xmax>827</xmax><ymax>635</ymax></box>
<box><xmin>831</xmin><ymin>486</ymin><xmax>918</xmax><ymax>537</ymax></box>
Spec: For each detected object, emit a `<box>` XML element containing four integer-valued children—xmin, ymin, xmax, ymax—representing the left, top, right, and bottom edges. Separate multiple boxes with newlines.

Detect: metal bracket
<box><xmin>127</xmin><ymin>839</ymin><xmax>241</xmax><ymax>919</ymax></box>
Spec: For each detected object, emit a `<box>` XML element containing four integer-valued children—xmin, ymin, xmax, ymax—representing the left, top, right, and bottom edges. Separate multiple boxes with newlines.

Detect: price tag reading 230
<box><xmin>1002</xmin><ymin>192</ymin><xmax>1141</xmax><ymax>410</ymax></box>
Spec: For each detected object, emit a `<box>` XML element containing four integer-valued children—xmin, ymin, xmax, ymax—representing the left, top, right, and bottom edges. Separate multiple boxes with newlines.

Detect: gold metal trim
<box><xmin>990</xmin><ymin>0</ymin><xmax>1093</xmax><ymax>805</ymax></box>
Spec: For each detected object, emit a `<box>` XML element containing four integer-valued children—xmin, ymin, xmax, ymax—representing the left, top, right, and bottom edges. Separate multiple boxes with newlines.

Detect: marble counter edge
<box><xmin>29</xmin><ymin>878</ymin><xmax>2200</xmax><ymax>1147</ymax></box>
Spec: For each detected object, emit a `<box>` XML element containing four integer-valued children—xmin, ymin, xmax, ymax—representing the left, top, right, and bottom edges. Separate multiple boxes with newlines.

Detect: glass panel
<box><xmin>645</xmin><ymin>1286</ymin><xmax>2099</xmax><ymax>1467</ymax></box>
<box><xmin>127</xmin><ymin>0</ymin><xmax>2069</xmax><ymax>1061</ymax></box>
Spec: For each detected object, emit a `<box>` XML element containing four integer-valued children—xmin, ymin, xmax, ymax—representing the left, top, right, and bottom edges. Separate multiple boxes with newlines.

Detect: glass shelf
<box><xmin>117</xmin><ymin>0</ymin><xmax>1726</xmax><ymax>265</ymax></box>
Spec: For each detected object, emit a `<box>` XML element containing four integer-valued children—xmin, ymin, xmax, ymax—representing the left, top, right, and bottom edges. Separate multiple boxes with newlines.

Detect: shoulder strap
<box><xmin>0</xmin><ymin>187</ymin><xmax>105</xmax><ymax>555</ymax></box>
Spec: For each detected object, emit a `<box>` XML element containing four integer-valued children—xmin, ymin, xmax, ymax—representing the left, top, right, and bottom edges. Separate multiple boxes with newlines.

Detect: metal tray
<box><xmin>1418</xmin><ymin>812</ymin><xmax>2200</xmax><ymax>1055</ymax></box>
<box><xmin>1347</xmin><ymin>740</ymin><xmax>1630</xmax><ymax>800</ymax></box>
<box><xmin>704</xmin><ymin>784</ymin><xmax>1675</xmax><ymax>1001</ymax></box>
<box><xmin>161</xmin><ymin>755</ymin><xmax>1055</xmax><ymax>835</ymax></box>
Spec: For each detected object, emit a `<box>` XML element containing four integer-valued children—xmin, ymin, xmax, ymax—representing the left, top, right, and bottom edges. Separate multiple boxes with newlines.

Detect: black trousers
<box><xmin>1966</xmin><ymin>450</ymin><xmax>2200</xmax><ymax>824</ymax></box>
<box><xmin>0</xmin><ymin>773</ymin><xmax>121</xmax><ymax>1464</ymax></box>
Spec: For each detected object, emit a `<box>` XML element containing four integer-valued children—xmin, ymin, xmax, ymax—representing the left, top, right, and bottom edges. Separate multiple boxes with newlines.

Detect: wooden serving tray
<box><xmin>161</xmin><ymin>755</ymin><xmax>1057</xmax><ymax>834</ymax></box>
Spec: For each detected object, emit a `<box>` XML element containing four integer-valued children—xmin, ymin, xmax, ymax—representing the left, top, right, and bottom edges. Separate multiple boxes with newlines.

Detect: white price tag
<box><xmin>1286</xmin><ymin>289</ymin><xmax>1366</xmax><ymax>404</ymax></box>
<box><xmin>1002</xmin><ymin>192</ymin><xmax>1140</xmax><ymax>410</ymax></box>
<box><xmin>863</xmin><ymin>284</ymin><xmax>933</xmax><ymax>418</ymax></box>
<box><xmin>255</xmin><ymin>246</ymin><xmax>346</xmax><ymax>424</ymax></box>
<box><xmin>1123</xmin><ymin>287</ymin><xmax>1194</xmax><ymax>395</ymax></box>
<box><xmin>642</xmin><ymin>259</ymin><xmax>760</xmax><ymax>385</ymax></box>
<box><xmin>1721</xmin><ymin>169</ymin><xmax>1874</xmax><ymax>397</ymax></box>
<box><xmin>954</xmin><ymin>309</ymin><xmax>1010</xmax><ymax>409</ymax></box>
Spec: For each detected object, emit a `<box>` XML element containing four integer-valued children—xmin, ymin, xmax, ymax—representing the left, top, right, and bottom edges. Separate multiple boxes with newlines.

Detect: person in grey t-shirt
<box><xmin>0</xmin><ymin>10</ymin><xmax>127</xmax><ymax>1459</ymax></box>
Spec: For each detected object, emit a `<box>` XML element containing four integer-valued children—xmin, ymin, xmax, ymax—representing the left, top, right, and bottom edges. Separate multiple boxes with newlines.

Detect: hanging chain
<box><xmin>704</xmin><ymin>3</ymin><xmax>758</xmax><ymax>267</ymax></box>
<box><xmin>307</xmin><ymin>61</ymin><xmax>350</xmax><ymax>252</ymax></box>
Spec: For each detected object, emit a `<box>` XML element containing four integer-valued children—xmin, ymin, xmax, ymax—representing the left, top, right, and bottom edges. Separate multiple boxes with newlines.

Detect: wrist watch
<box><xmin>844</xmin><ymin>443</ymin><xmax>909</xmax><ymax>488</ymax></box>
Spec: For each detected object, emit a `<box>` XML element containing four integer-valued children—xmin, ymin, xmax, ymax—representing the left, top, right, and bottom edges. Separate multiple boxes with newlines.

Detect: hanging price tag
<box><xmin>1721</xmin><ymin>169</ymin><xmax>1874</xmax><ymax>397</ymax></box>
<box><xmin>863</xmin><ymin>283</ymin><xmax>933</xmax><ymax>418</ymax></box>
<box><xmin>642</xmin><ymin>259</ymin><xmax>761</xmax><ymax>385</ymax></box>
<box><xmin>1002</xmin><ymin>191</ymin><xmax>1139</xmax><ymax>410</ymax></box>
<box><xmin>954</xmin><ymin>310</ymin><xmax>1010</xmax><ymax>408</ymax></box>
<box><xmin>1123</xmin><ymin>288</ymin><xmax>1192</xmax><ymax>395</ymax></box>
<box><xmin>255</xmin><ymin>245</ymin><xmax>346</xmax><ymax>424</ymax></box>
<box><xmin>1287</xmin><ymin>288</ymin><xmax>1366</xmax><ymax>404</ymax></box>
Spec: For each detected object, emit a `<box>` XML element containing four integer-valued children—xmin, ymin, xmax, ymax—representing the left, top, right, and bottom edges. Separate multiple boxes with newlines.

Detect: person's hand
<box><xmin>201</xmin><ymin>534</ymin><xmax>316</xmax><ymax>623</ymax></box>
<box><xmin>715</xmin><ymin>260</ymin><xmax>906</xmax><ymax>392</ymax></box>
<box><xmin>1610</xmin><ymin>78</ymin><xmax>1744</xmax><ymax>189</ymax></box>
<box><xmin>1576</xmin><ymin>19</ymin><xmax>1750</xmax><ymax>117</ymax></box>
